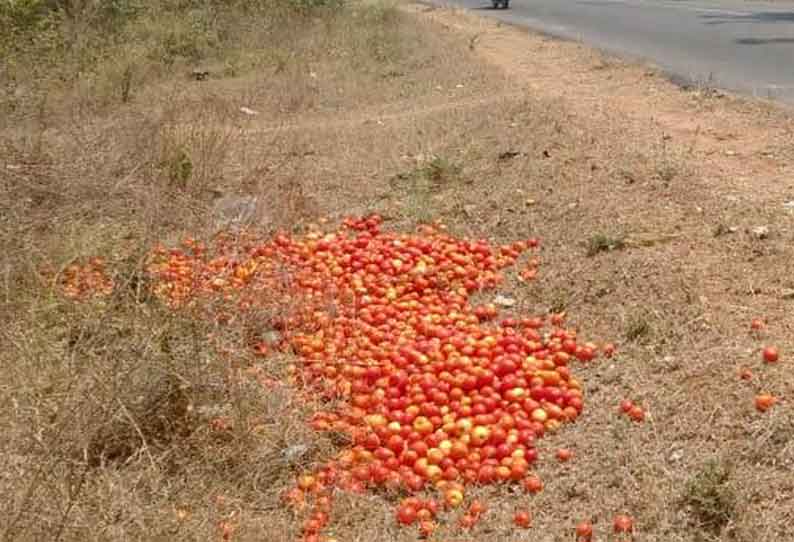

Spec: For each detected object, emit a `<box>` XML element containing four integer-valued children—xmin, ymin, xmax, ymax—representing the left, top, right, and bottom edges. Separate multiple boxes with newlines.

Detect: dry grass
<box><xmin>0</xmin><ymin>2</ymin><xmax>475</xmax><ymax>540</ymax></box>
<box><xmin>3</xmin><ymin>1</ymin><xmax>794</xmax><ymax>541</ymax></box>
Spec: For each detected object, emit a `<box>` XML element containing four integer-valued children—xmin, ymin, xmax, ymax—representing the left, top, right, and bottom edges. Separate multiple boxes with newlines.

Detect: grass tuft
<box><xmin>625</xmin><ymin>315</ymin><xmax>652</xmax><ymax>342</ymax></box>
<box><xmin>393</xmin><ymin>155</ymin><xmax>463</xmax><ymax>224</ymax></box>
<box><xmin>586</xmin><ymin>233</ymin><xmax>626</xmax><ymax>257</ymax></box>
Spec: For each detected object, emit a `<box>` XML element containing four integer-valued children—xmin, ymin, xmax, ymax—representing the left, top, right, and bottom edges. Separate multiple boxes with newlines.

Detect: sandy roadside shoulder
<box><xmin>401</xmin><ymin>2</ymin><xmax>794</xmax><ymax>208</ymax></box>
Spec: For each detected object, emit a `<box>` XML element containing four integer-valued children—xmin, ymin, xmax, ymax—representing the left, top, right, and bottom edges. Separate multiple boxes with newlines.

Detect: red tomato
<box><xmin>755</xmin><ymin>393</ymin><xmax>777</xmax><ymax>412</ymax></box>
<box><xmin>469</xmin><ymin>499</ymin><xmax>486</xmax><ymax>517</ymax></box>
<box><xmin>763</xmin><ymin>346</ymin><xmax>779</xmax><ymax>363</ymax></box>
<box><xmin>556</xmin><ymin>448</ymin><xmax>573</xmax><ymax>462</ymax></box>
<box><xmin>416</xmin><ymin>508</ymin><xmax>432</xmax><ymax>522</ymax></box>
<box><xmin>396</xmin><ymin>504</ymin><xmax>417</xmax><ymax>525</ymax></box>
<box><xmin>477</xmin><ymin>465</ymin><xmax>496</xmax><ymax>484</ymax></box>
<box><xmin>459</xmin><ymin>514</ymin><xmax>477</xmax><ymax>529</ymax></box>
<box><xmin>522</xmin><ymin>474</ymin><xmax>543</xmax><ymax>494</ymax></box>
<box><xmin>514</xmin><ymin>511</ymin><xmax>532</xmax><ymax>528</ymax></box>
<box><xmin>418</xmin><ymin>520</ymin><xmax>435</xmax><ymax>538</ymax></box>
<box><xmin>575</xmin><ymin>520</ymin><xmax>594</xmax><ymax>539</ymax></box>
<box><xmin>613</xmin><ymin>514</ymin><xmax>633</xmax><ymax>533</ymax></box>
<box><xmin>628</xmin><ymin>405</ymin><xmax>645</xmax><ymax>422</ymax></box>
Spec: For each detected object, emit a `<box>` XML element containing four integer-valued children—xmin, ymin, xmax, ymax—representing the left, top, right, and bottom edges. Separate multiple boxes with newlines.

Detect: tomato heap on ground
<box><xmin>59</xmin><ymin>257</ymin><xmax>115</xmax><ymax>299</ymax></box>
<box><xmin>145</xmin><ymin>215</ymin><xmax>604</xmax><ymax>541</ymax></box>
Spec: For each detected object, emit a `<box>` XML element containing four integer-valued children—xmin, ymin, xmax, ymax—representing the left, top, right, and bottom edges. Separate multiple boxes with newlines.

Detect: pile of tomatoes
<box><xmin>144</xmin><ymin>215</ymin><xmax>612</xmax><ymax>540</ymax></box>
<box><xmin>58</xmin><ymin>257</ymin><xmax>115</xmax><ymax>299</ymax></box>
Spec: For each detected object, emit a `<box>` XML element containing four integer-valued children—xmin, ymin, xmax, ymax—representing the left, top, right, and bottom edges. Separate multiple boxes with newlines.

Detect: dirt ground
<box><xmin>2</xmin><ymin>1</ymin><xmax>793</xmax><ymax>541</ymax></box>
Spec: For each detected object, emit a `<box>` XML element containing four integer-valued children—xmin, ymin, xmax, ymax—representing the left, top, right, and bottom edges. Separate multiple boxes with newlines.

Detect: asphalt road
<box><xmin>426</xmin><ymin>0</ymin><xmax>794</xmax><ymax>104</ymax></box>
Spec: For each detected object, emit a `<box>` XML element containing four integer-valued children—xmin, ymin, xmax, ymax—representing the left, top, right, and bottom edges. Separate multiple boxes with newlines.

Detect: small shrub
<box><xmin>625</xmin><ymin>315</ymin><xmax>651</xmax><ymax>342</ymax></box>
<box><xmin>586</xmin><ymin>233</ymin><xmax>625</xmax><ymax>257</ymax></box>
<box><xmin>421</xmin><ymin>156</ymin><xmax>461</xmax><ymax>187</ymax></box>
<box><xmin>392</xmin><ymin>156</ymin><xmax>462</xmax><ymax>224</ymax></box>
<box><xmin>657</xmin><ymin>161</ymin><xmax>678</xmax><ymax>183</ymax></box>
<box><xmin>549</xmin><ymin>287</ymin><xmax>572</xmax><ymax>314</ymax></box>
<box><xmin>682</xmin><ymin>459</ymin><xmax>736</xmax><ymax>535</ymax></box>
<box><xmin>165</xmin><ymin>147</ymin><xmax>193</xmax><ymax>189</ymax></box>
<box><xmin>655</xmin><ymin>137</ymin><xmax>680</xmax><ymax>183</ymax></box>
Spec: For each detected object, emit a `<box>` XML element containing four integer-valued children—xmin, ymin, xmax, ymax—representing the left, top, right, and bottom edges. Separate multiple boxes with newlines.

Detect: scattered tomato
<box><xmin>556</xmin><ymin>448</ymin><xmax>573</xmax><ymax>462</ymax></box>
<box><xmin>628</xmin><ymin>405</ymin><xmax>645</xmax><ymax>422</ymax></box>
<box><xmin>514</xmin><ymin>510</ymin><xmax>532</xmax><ymax>528</ymax></box>
<box><xmin>459</xmin><ymin>513</ymin><xmax>477</xmax><ymax>529</ymax></box>
<box><xmin>469</xmin><ymin>499</ymin><xmax>486</xmax><ymax>517</ymax></box>
<box><xmin>613</xmin><ymin>514</ymin><xmax>633</xmax><ymax>533</ymax></box>
<box><xmin>763</xmin><ymin>346</ymin><xmax>779</xmax><ymax>364</ymax></box>
<box><xmin>575</xmin><ymin>520</ymin><xmax>594</xmax><ymax>540</ymax></box>
<box><xmin>522</xmin><ymin>474</ymin><xmax>544</xmax><ymax>494</ymax></box>
<box><xmin>755</xmin><ymin>393</ymin><xmax>778</xmax><ymax>412</ymax></box>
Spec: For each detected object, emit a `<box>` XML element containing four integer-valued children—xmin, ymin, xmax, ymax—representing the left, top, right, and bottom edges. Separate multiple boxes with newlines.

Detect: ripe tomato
<box><xmin>459</xmin><ymin>514</ymin><xmax>477</xmax><ymax>529</ymax></box>
<box><xmin>444</xmin><ymin>488</ymin><xmax>464</xmax><ymax>508</ymax></box>
<box><xmin>477</xmin><ymin>465</ymin><xmax>496</xmax><ymax>484</ymax></box>
<box><xmin>613</xmin><ymin>514</ymin><xmax>633</xmax><ymax>533</ymax></box>
<box><xmin>522</xmin><ymin>474</ymin><xmax>543</xmax><ymax>494</ymax></box>
<box><xmin>418</xmin><ymin>520</ymin><xmax>436</xmax><ymax>538</ymax></box>
<box><xmin>556</xmin><ymin>448</ymin><xmax>573</xmax><ymax>462</ymax></box>
<box><xmin>297</xmin><ymin>475</ymin><xmax>316</xmax><ymax>491</ymax></box>
<box><xmin>469</xmin><ymin>499</ymin><xmax>486</xmax><ymax>517</ymax></box>
<box><xmin>514</xmin><ymin>510</ymin><xmax>532</xmax><ymax>528</ymax></box>
<box><xmin>396</xmin><ymin>504</ymin><xmax>417</xmax><ymax>525</ymax></box>
<box><xmin>762</xmin><ymin>346</ymin><xmax>779</xmax><ymax>363</ymax></box>
<box><xmin>628</xmin><ymin>405</ymin><xmax>645</xmax><ymax>422</ymax></box>
<box><xmin>575</xmin><ymin>520</ymin><xmax>593</xmax><ymax>539</ymax></box>
<box><xmin>755</xmin><ymin>393</ymin><xmax>777</xmax><ymax>412</ymax></box>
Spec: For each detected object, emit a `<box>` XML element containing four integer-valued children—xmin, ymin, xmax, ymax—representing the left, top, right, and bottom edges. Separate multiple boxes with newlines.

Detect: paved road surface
<box><xmin>426</xmin><ymin>0</ymin><xmax>794</xmax><ymax>104</ymax></box>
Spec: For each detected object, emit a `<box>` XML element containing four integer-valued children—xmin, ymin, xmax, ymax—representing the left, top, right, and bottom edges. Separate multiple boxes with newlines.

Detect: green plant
<box><xmin>404</xmin><ymin>175</ymin><xmax>435</xmax><ymax>225</ymax></box>
<box><xmin>625</xmin><ymin>315</ymin><xmax>651</xmax><ymax>342</ymax></box>
<box><xmin>166</xmin><ymin>147</ymin><xmax>193</xmax><ymax>189</ymax></box>
<box><xmin>392</xmin><ymin>156</ymin><xmax>462</xmax><ymax>224</ymax></box>
<box><xmin>549</xmin><ymin>287</ymin><xmax>572</xmax><ymax>314</ymax></box>
<box><xmin>586</xmin><ymin>233</ymin><xmax>625</xmax><ymax>257</ymax></box>
<box><xmin>119</xmin><ymin>64</ymin><xmax>134</xmax><ymax>103</ymax></box>
<box><xmin>682</xmin><ymin>459</ymin><xmax>736</xmax><ymax>535</ymax></box>
<box><xmin>421</xmin><ymin>156</ymin><xmax>461</xmax><ymax>186</ymax></box>
<box><xmin>655</xmin><ymin>136</ymin><xmax>679</xmax><ymax>183</ymax></box>
<box><xmin>0</xmin><ymin>0</ymin><xmax>52</xmax><ymax>29</ymax></box>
